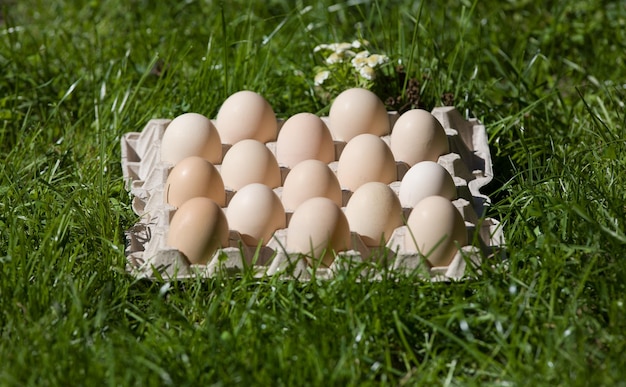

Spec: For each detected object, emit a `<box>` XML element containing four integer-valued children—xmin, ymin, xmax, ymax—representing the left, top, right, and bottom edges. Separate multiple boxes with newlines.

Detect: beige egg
<box><xmin>165</xmin><ymin>156</ymin><xmax>225</xmax><ymax>208</ymax></box>
<box><xmin>390</xmin><ymin>109</ymin><xmax>449</xmax><ymax>166</ymax></box>
<box><xmin>404</xmin><ymin>195</ymin><xmax>467</xmax><ymax>267</ymax></box>
<box><xmin>220</xmin><ymin>139</ymin><xmax>281</xmax><ymax>191</ymax></box>
<box><xmin>399</xmin><ymin>161</ymin><xmax>456</xmax><ymax>208</ymax></box>
<box><xmin>160</xmin><ymin>112</ymin><xmax>222</xmax><ymax>165</ymax></box>
<box><xmin>275</xmin><ymin>112</ymin><xmax>335</xmax><ymax>168</ymax></box>
<box><xmin>336</xmin><ymin>134</ymin><xmax>397</xmax><ymax>192</ymax></box>
<box><xmin>167</xmin><ymin>197</ymin><xmax>229</xmax><ymax>265</ymax></box>
<box><xmin>281</xmin><ymin>160</ymin><xmax>342</xmax><ymax>211</ymax></box>
<box><xmin>226</xmin><ymin>183</ymin><xmax>286</xmax><ymax>246</ymax></box>
<box><xmin>345</xmin><ymin>182</ymin><xmax>403</xmax><ymax>247</ymax></box>
<box><xmin>286</xmin><ymin>197</ymin><xmax>351</xmax><ymax>267</ymax></box>
<box><xmin>328</xmin><ymin>88</ymin><xmax>390</xmax><ymax>141</ymax></box>
<box><xmin>215</xmin><ymin>90</ymin><xmax>277</xmax><ymax>145</ymax></box>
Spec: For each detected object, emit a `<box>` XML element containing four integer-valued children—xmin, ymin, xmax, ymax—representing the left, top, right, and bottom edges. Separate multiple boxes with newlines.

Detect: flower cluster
<box><xmin>312</xmin><ymin>40</ymin><xmax>390</xmax><ymax>88</ymax></box>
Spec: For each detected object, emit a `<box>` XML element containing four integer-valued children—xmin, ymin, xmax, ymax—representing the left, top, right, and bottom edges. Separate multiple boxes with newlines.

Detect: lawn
<box><xmin>1</xmin><ymin>0</ymin><xmax>625</xmax><ymax>385</ymax></box>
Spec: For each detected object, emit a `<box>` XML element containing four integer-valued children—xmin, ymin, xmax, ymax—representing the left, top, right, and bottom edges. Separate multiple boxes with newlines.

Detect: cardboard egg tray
<box><xmin>121</xmin><ymin>107</ymin><xmax>504</xmax><ymax>281</ymax></box>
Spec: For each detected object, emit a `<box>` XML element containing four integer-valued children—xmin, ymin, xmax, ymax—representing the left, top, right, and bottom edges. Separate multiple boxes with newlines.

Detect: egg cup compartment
<box><xmin>121</xmin><ymin>107</ymin><xmax>504</xmax><ymax>281</ymax></box>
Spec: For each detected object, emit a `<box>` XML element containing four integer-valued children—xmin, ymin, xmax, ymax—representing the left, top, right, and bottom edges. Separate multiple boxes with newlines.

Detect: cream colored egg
<box><xmin>167</xmin><ymin>197</ymin><xmax>229</xmax><ymax>265</ymax></box>
<box><xmin>345</xmin><ymin>182</ymin><xmax>403</xmax><ymax>247</ymax></box>
<box><xmin>281</xmin><ymin>160</ymin><xmax>342</xmax><ymax>211</ymax></box>
<box><xmin>275</xmin><ymin>112</ymin><xmax>335</xmax><ymax>168</ymax></box>
<box><xmin>286</xmin><ymin>197</ymin><xmax>351</xmax><ymax>267</ymax></box>
<box><xmin>336</xmin><ymin>133</ymin><xmax>397</xmax><ymax>192</ymax></box>
<box><xmin>215</xmin><ymin>90</ymin><xmax>277</xmax><ymax>145</ymax></box>
<box><xmin>226</xmin><ymin>183</ymin><xmax>286</xmax><ymax>246</ymax></box>
<box><xmin>404</xmin><ymin>195</ymin><xmax>467</xmax><ymax>267</ymax></box>
<box><xmin>390</xmin><ymin>109</ymin><xmax>449</xmax><ymax>166</ymax></box>
<box><xmin>165</xmin><ymin>156</ymin><xmax>225</xmax><ymax>207</ymax></box>
<box><xmin>220</xmin><ymin>139</ymin><xmax>281</xmax><ymax>191</ymax></box>
<box><xmin>399</xmin><ymin>161</ymin><xmax>456</xmax><ymax>208</ymax></box>
<box><xmin>328</xmin><ymin>88</ymin><xmax>390</xmax><ymax>141</ymax></box>
<box><xmin>161</xmin><ymin>112</ymin><xmax>222</xmax><ymax>165</ymax></box>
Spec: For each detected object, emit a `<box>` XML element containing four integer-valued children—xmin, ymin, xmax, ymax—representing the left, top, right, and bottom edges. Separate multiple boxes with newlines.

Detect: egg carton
<box><xmin>121</xmin><ymin>107</ymin><xmax>504</xmax><ymax>281</ymax></box>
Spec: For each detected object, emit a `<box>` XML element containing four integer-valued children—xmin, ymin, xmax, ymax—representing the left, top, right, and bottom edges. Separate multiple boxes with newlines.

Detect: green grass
<box><xmin>1</xmin><ymin>0</ymin><xmax>626</xmax><ymax>385</ymax></box>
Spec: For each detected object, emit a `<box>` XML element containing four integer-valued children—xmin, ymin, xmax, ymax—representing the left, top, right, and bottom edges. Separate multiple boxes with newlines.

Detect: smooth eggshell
<box><xmin>226</xmin><ymin>183</ymin><xmax>286</xmax><ymax>246</ymax></box>
<box><xmin>399</xmin><ymin>161</ymin><xmax>456</xmax><ymax>208</ymax></box>
<box><xmin>165</xmin><ymin>156</ymin><xmax>225</xmax><ymax>207</ymax></box>
<box><xmin>336</xmin><ymin>134</ymin><xmax>397</xmax><ymax>192</ymax></box>
<box><xmin>215</xmin><ymin>90</ymin><xmax>277</xmax><ymax>144</ymax></box>
<box><xmin>220</xmin><ymin>139</ymin><xmax>281</xmax><ymax>191</ymax></box>
<box><xmin>328</xmin><ymin>88</ymin><xmax>390</xmax><ymax>141</ymax></box>
<box><xmin>390</xmin><ymin>109</ymin><xmax>449</xmax><ymax>166</ymax></box>
<box><xmin>286</xmin><ymin>197</ymin><xmax>351</xmax><ymax>267</ymax></box>
<box><xmin>281</xmin><ymin>160</ymin><xmax>342</xmax><ymax>211</ymax></box>
<box><xmin>167</xmin><ymin>197</ymin><xmax>229</xmax><ymax>265</ymax></box>
<box><xmin>344</xmin><ymin>182</ymin><xmax>403</xmax><ymax>247</ymax></box>
<box><xmin>275</xmin><ymin>112</ymin><xmax>335</xmax><ymax>168</ymax></box>
<box><xmin>404</xmin><ymin>195</ymin><xmax>467</xmax><ymax>267</ymax></box>
<box><xmin>161</xmin><ymin>112</ymin><xmax>222</xmax><ymax>165</ymax></box>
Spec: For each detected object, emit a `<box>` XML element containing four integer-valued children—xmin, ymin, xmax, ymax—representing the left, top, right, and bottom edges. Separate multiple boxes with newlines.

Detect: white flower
<box><xmin>314</xmin><ymin>70</ymin><xmax>330</xmax><ymax>86</ymax></box>
<box><xmin>333</xmin><ymin>42</ymin><xmax>353</xmax><ymax>53</ymax></box>
<box><xmin>366</xmin><ymin>54</ymin><xmax>389</xmax><ymax>67</ymax></box>
<box><xmin>313</xmin><ymin>39</ymin><xmax>384</xmax><ymax>85</ymax></box>
<box><xmin>351</xmin><ymin>56</ymin><xmax>368</xmax><ymax>69</ymax></box>
<box><xmin>358</xmin><ymin>66</ymin><xmax>376</xmax><ymax>81</ymax></box>
<box><xmin>351</xmin><ymin>39</ymin><xmax>369</xmax><ymax>49</ymax></box>
<box><xmin>343</xmin><ymin>50</ymin><xmax>356</xmax><ymax>58</ymax></box>
<box><xmin>313</xmin><ymin>44</ymin><xmax>329</xmax><ymax>52</ymax></box>
<box><xmin>316</xmin><ymin>41</ymin><xmax>372</xmax><ymax>54</ymax></box>
<box><xmin>325</xmin><ymin>52</ymin><xmax>343</xmax><ymax>64</ymax></box>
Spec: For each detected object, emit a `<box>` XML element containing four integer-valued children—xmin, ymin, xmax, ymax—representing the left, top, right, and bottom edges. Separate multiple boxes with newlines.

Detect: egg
<box><xmin>160</xmin><ymin>112</ymin><xmax>222</xmax><ymax>165</ymax></box>
<box><xmin>336</xmin><ymin>133</ymin><xmax>397</xmax><ymax>191</ymax></box>
<box><xmin>390</xmin><ymin>109</ymin><xmax>449</xmax><ymax>166</ymax></box>
<box><xmin>399</xmin><ymin>161</ymin><xmax>456</xmax><ymax>208</ymax></box>
<box><xmin>286</xmin><ymin>197</ymin><xmax>351</xmax><ymax>267</ymax></box>
<box><xmin>275</xmin><ymin>112</ymin><xmax>335</xmax><ymax>168</ymax></box>
<box><xmin>344</xmin><ymin>182</ymin><xmax>403</xmax><ymax>247</ymax></box>
<box><xmin>165</xmin><ymin>156</ymin><xmax>225</xmax><ymax>207</ymax></box>
<box><xmin>328</xmin><ymin>88</ymin><xmax>390</xmax><ymax>141</ymax></box>
<box><xmin>215</xmin><ymin>90</ymin><xmax>277</xmax><ymax>144</ymax></box>
<box><xmin>404</xmin><ymin>195</ymin><xmax>467</xmax><ymax>267</ymax></box>
<box><xmin>281</xmin><ymin>160</ymin><xmax>342</xmax><ymax>211</ymax></box>
<box><xmin>166</xmin><ymin>197</ymin><xmax>229</xmax><ymax>265</ymax></box>
<box><xmin>220</xmin><ymin>139</ymin><xmax>281</xmax><ymax>191</ymax></box>
<box><xmin>226</xmin><ymin>183</ymin><xmax>286</xmax><ymax>246</ymax></box>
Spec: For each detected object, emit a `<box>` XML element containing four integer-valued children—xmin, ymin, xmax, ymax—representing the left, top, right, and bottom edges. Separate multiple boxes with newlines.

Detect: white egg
<box><xmin>399</xmin><ymin>161</ymin><xmax>456</xmax><ymax>208</ymax></box>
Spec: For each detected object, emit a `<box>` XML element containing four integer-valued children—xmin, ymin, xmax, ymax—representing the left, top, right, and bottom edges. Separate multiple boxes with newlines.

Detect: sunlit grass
<box><xmin>1</xmin><ymin>0</ymin><xmax>625</xmax><ymax>385</ymax></box>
